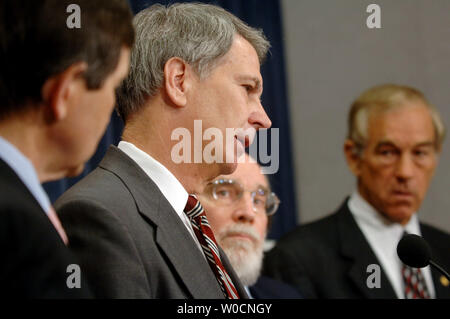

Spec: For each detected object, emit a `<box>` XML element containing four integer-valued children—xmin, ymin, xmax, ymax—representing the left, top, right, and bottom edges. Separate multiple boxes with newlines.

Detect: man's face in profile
<box><xmin>188</xmin><ymin>35</ymin><xmax>271</xmax><ymax>176</ymax></box>
<box><xmin>354</xmin><ymin>102</ymin><xmax>438</xmax><ymax>225</ymax></box>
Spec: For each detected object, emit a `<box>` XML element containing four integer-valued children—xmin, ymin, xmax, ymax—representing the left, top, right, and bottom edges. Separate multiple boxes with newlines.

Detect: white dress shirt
<box><xmin>348</xmin><ymin>190</ymin><xmax>435</xmax><ymax>298</ymax></box>
<box><xmin>118</xmin><ymin>141</ymin><xmax>203</xmax><ymax>253</ymax></box>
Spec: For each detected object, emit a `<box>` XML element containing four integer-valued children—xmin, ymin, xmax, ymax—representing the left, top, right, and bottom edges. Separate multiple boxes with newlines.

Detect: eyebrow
<box><xmin>237</xmin><ymin>75</ymin><xmax>262</xmax><ymax>91</ymax></box>
<box><xmin>375</xmin><ymin>140</ymin><xmax>435</xmax><ymax>149</ymax></box>
<box><xmin>256</xmin><ymin>184</ymin><xmax>270</xmax><ymax>192</ymax></box>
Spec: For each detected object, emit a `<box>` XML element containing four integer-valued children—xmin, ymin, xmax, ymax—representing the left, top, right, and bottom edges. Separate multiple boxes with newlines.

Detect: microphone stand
<box><xmin>429</xmin><ymin>260</ymin><xmax>450</xmax><ymax>281</ymax></box>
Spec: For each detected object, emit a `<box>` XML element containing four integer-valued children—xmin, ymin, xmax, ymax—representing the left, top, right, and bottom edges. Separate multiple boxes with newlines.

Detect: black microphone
<box><xmin>397</xmin><ymin>234</ymin><xmax>450</xmax><ymax>281</ymax></box>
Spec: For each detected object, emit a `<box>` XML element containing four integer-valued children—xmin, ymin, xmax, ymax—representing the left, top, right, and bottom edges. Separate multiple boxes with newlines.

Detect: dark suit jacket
<box><xmin>0</xmin><ymin>159</ymin><xmax>90</xmax><ymax>298</ymax></box>
<box><xmin>55</xmin><ymin>146</ymin><xmax>248</xmax><ymax>299</ymax></box>
<box><xmin>262</xmin><ymin>199</ymin><xmax>450</xmax><ymax>299</ymax></box>
<box><xmin>249</xmin><ymin>276</ymin><xmax>303</xmax><ymax>299</ymax></box>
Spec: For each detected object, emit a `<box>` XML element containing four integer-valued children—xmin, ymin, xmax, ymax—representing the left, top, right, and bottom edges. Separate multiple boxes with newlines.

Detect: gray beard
<box><xmin>220</xmin><ymin>237</ymin><xmax>264</xmax><ymax>287</ymax></box>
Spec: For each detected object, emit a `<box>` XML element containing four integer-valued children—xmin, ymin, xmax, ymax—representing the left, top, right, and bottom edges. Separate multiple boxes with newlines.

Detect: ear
<box><xmin>344</xmin><ymin>139</ymin><xmax>362</xmax><ymax>176</ymax></box>
<box><xmin>41</xmin><ymin>62</ymin><xmax>88</xmax><ymax>123</ymax></box>
<box><xmin>164</xmin><ymin>57</ymin><xmax>190</xmax><ymax>108</ymax></box>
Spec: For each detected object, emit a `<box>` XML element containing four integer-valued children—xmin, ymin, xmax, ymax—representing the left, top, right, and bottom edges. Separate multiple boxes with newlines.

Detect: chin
<box><xmin>384</xmin><ymin>207</ymin><xmax>415</xmax><ymax>225</ymax></box>
<box><xmin>220</xmin><ymin>161</ymin><xmax>238</xmax><ymax>175</ymax></box>
<box><xmin>65</xmin><ymin>163</ymin><xmax>85</xmax><ymax>178</ymax></box>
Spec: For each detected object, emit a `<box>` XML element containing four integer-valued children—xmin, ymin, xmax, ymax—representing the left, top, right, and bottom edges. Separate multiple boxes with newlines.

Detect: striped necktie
<box><xmin>400</xmin><ymin>231</ymin><xmax>430</xmax><ymax>299</ymax></box>
<box><xmin>184</xmin><ymin>194</ymin><xmax>239</xmax><ymax>299</ymax></box>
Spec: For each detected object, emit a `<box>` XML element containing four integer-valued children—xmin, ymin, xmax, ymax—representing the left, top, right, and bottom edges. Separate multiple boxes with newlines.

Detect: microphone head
<box><xmin>397</xmin><ymin>234</ymin><xmax>432</xmax><ymax>268</ymax></box>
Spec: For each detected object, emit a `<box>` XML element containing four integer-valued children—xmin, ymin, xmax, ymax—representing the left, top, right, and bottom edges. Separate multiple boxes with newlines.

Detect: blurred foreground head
<box><xmin>0</xmin><ymin>0</ymin><xmax>134</xmax><ymax>180</ymax></box>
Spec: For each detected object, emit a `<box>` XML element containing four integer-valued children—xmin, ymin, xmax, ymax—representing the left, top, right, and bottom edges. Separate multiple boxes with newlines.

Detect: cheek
<box><xmin>254</xmin><ymin>216</ymin><xmax>268</xmax><ymax>239</ymax></box>
<box><xmin>99</xmin><ymin>90</ymin><xmax>116</xmax><ymax>119</ymax></box>
<box><xmin>203</xmin><ymin>207</ymin><xmax>228</xmax><ymax>232</ymax></box>
<box><xmin>415</xmin><ymin>170</ymin><xmax>434</xmax><ymax>195</ymax></box>
<box><xmin>364</xmin><ymin>163</ymin><xmax>392</xmax><ymax>187</ymax></box>
<box><xmin>215</xmin><ymin>88</ymin><xmax>245</xmax><ymax>119</ymax></box>
<box><xmin>92</xmin><ymin>93</ymin><xmax>115</xmax><ymax>134</ymax></box>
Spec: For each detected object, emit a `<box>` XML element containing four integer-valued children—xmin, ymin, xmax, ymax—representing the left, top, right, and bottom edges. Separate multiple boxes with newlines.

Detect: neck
<box><xmin>356</xmin><ymin>184</ymin><xmax>412</xmax><ymax>226</ymax></box>
<box><xmin>0</xmin><ymin>114</ymin><xmax>64</xmax><ymax>182</ymax></box>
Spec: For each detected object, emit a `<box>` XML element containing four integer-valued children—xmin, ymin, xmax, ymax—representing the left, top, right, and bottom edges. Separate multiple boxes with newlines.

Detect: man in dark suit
<box><xmin>55</xmin><ymin>3</ymin><xmax>272</xmax><ymax>299</ymax></box>
<box><xmin>0</xmin><ymin>0</ymin><xmax>134</xmax><ymax>298</ymax></box>
<box><xmin>198</xmin><ymin>153</ymin><xmax>302</xmax><ymax>299</ymax></box>
<box><xmin>263</xmin><ymin>84</ymin><xmax>450</xmax><ymax>299</ymax></box>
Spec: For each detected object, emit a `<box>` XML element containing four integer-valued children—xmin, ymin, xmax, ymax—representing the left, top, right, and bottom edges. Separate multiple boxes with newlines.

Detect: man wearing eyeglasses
<box><xmin>198</xmin><ymin>153</ymin><xmax>302</xmax><ymax>299</ymax></box>
<box><xmin>263</xmin><ymin>84</ymin><xmax>450</xmax><ymax>299</ymax></box>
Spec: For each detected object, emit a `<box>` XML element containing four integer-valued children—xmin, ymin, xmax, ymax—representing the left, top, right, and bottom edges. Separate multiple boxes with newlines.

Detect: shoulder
<box><xmin>55</xmin><ymin>165</ymin><xmax>138</xmax><ymax>223</ymax></box>
<box><xmin>420</xmin><ymin>222</ymin><xmax>450</xmax><ymax>265</ymax></box>
<box><xmin>0</xmin><ymin>168</ymin><xmax>90</xmax><ymax>298</ymax></box>
<box><xmin>0</xmin><ymin>164</ymin><xmax>53</xmax><ymax>239</ymax></box>
<box><xmin>250</xmin><ymin>276</ymin><xmax>303</xmax><ymax>299</ymax></box>
<box><xmin>420</xmin><ymin>222</ymin><xmax>450</xmax><ymax>241</ymax></box>
<box><xmin>273</xmin><ymin>203</ymin><xmax>346</xmax><ymax>251</ymax></box>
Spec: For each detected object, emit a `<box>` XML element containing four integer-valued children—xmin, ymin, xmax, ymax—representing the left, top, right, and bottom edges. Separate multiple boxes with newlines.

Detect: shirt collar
<box><xmin>348</xmin><ymin>190</ymin><xmax>421</xmax><ymax>237</ymax></box>
<box><xmin>118</xmin><ymin>141</ymin><xmax>189</xmax><ymax>216</ymax></box>
<box><xmin>0</xmin><ymin>136</ymin><xmax>51</xmax><ymax>213</ymax></box>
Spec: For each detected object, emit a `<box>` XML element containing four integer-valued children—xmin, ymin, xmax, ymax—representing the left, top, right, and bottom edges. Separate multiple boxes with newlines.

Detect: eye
<box><xmin>253</xmin><ymin>189</ymin><xmax>268</xmax><ymax>207</ymax></box>
<box><xmin>214</xmin><ymin>184</ymin><xmax>238</xmax><ymax>200</ymax></box>
<box><xmin>413</xmin><ymin>149</ymin><xmax>430</xmax><ymax>157</ymax></box>
<box><xmin>242</xmin><ymin>85</ymin><xmax>253</xmax><ymax>93</ymax></box>
<box><xmin>253</xmin><ymin>197</ymin><xmax>266</xmax><ymax>207</ymax></box>
<box><xmin>378</xmin><ymin>149</ymin><xmax>397</xmax><ymax>157</ymax></box>
<box><xmin>216</xmin><ymin>189</ymin><xmax>231</xmax><ymax>198</ymax></box>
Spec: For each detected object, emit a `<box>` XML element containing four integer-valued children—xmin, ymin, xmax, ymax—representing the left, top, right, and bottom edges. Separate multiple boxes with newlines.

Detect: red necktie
<box><xmin>402</xmin><ymin>264</ymin><xmax>430</xmax><ymax>299</ymax></box>
<box><xmin>184</xmin><ymin>195</ymin><xmax>239</xmax><ymax>299</ymax></box>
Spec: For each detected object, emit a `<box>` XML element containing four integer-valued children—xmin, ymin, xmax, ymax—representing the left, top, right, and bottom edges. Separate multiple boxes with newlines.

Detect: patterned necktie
<box><xmin>184</xmin><ymin>194</ymin><xmax>239</xmax><ymax>299</ymax></box>
<box><xmin>402</xmin><ymin>264</ymin><xmax>430</xmax><ymax>299</ymax></box>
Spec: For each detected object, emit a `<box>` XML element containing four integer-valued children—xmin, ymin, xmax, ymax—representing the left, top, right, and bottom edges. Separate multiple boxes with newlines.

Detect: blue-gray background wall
<box><xmin>281</xmin><ymin>0</ymin><xmax>450</xmax><ymax>232</ymax></box>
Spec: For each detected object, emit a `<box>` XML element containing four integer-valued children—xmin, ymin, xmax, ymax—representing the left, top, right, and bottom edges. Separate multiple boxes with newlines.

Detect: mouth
<box><xmin>392</xmin><ymin>190</ymin><xmax>413</xmax><ymax>195</ymax></box>
<box><xmin>234</xmin><ymin>127</ymin><xmax>256</xmax><ymax>149</ymax></box>
<box><xmin>235</xmin><ymin>136</ymin><xmax>249</xmax><ymax>148</ymax></box>
<box><xmin>391</xmin><ymin>190</ymin><xmax>414</xmax><ymax>200</ymax></box>
<box><xmin>225</xmin><ymin>232</ymin><xmax>257</xmax><ymax>243</ymax></box>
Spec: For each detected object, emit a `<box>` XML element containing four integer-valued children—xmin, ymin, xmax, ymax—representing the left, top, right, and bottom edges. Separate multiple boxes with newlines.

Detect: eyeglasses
<box><xmin>202</xmin><ymin>178</ymin><xmax>280</xmax><ymax>216</ymax></box>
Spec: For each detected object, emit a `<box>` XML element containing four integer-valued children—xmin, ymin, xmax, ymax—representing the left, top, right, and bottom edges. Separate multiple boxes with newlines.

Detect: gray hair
<box><xmin>347</xmin><ymin>84</ymin><xmax>446</xmax><ymax>154</ymax></box>
<box><xmin>116</xmin><ymin>2</ymin><xmax>270</xmax><ymax>121</ymax></box>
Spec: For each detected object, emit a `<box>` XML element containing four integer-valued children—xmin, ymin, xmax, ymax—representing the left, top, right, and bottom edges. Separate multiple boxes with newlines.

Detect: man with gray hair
<box><xmin>263</xmin><ymin>84</ymin><xmax>450</xmax><ymax>299</ymax></box>
<box><xmin>56</xmin><ymin>3</ymin><xmax>271</xmax><ymax>299</ymax></box>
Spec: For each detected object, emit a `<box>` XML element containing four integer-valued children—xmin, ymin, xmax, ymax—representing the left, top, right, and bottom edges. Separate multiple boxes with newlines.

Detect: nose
<box><xmin>395</xmin><ymin>153</ymin><xmax>415</xmax><ymax>181</ymax></box>
<box><xmin>232</xmin><ymin>192</ymin><xmax>255</xmax><ymax>223</ymax></box>
<box><xmin>248</xmin><ymin>101</ymin><xmax>272</xmax><ymax>130</ymax></box>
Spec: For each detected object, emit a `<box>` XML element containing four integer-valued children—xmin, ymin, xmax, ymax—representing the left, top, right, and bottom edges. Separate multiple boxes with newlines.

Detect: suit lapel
<box><xmin>152</xmin><ymin>197</ymin><xmax>225</xmax><ymax>298</ymax></box>
<box><xmin>337</xmin><ymin>201</ymin><xmax>397</xmax><ymax>298</ymax></box>
<box><xmin>421</xmin><ymin>225</ymin><xmax>450</xmax><ymax>299</ymax></box>
<box><xmin>99</xmin><ymin>146</ymin><xmax>224</xmax><ymax>298</ymax></box>
<box><xmin>429</xmin><ymin>265</ymin><xmax>450</xmax><ymax>298</ymax></box>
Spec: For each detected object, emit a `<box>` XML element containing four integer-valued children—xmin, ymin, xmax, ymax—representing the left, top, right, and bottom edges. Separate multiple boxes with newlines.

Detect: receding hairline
<box><xmin>347</xmin><ymin>85</ymin><xmax>446</xmax><ymax>151</ymax></box>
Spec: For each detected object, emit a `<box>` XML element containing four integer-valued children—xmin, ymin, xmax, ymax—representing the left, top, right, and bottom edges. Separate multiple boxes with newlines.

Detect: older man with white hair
<box><xmin>199</xmin><ymin>153</ymin><xmax>302</xmax><ymax>298</ymax></box>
